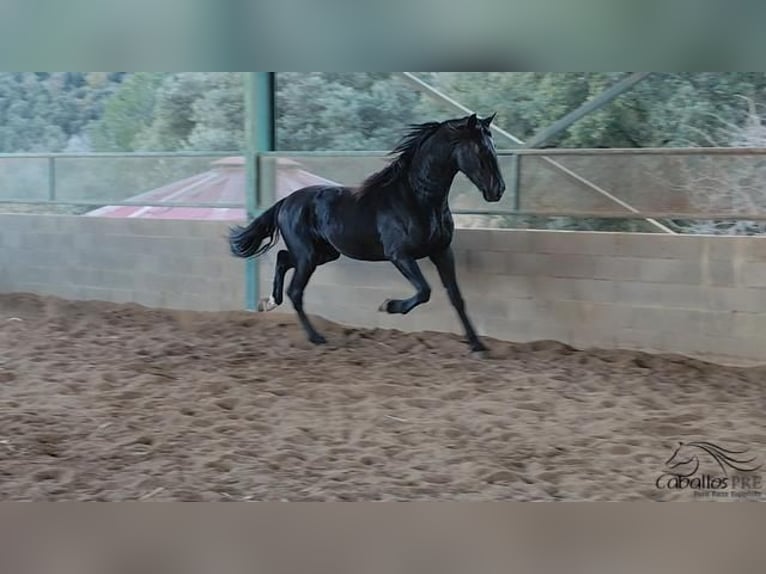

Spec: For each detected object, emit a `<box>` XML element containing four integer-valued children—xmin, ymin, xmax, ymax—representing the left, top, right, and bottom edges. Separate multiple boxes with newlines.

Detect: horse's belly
<box><xmin>329</xmin><ymin>227</ymin><xmax>452</xmax><ymax>262</ymax></box>
<box><xmin>325</xmin><ymin>230</ymin><xmax>387</xmax><ymax>261</ymax></box>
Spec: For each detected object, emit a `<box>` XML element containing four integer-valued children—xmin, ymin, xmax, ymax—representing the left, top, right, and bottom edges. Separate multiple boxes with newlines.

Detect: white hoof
<box><xmin>258</xmin><ymin>296</ymin><xmax>278</xmax><ymax>312</ymax></box>
<box><xmin>378</xmin><ymin>299</ymin><xmax>392</xmax><ymax>312</ymax></box>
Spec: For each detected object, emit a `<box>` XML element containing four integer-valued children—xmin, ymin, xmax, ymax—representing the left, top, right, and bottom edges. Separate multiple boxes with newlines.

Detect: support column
<box><xmin>244</xmin><ymin>72</ymin><xmax>275</xmax><ymax>311</ymax></box>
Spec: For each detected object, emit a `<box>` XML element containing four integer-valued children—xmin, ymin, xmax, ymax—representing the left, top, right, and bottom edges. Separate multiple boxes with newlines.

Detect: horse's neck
<box><xmin>407</xmin><ymin>145</ymin><xmax>457</xmax><ymax>210</ymax></box>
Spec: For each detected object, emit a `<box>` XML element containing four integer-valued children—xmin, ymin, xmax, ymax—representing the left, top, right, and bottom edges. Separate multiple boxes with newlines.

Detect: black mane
<box><xmin>357</xmin><ymin>121</ymin><xmax>443</xmax><ymax>195</ymax></box>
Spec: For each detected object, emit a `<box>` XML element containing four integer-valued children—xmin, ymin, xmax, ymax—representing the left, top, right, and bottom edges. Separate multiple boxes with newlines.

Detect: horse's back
<box><xmin>281</xmin><ymin>184</ymin><xmax>350</xmax><ymax>203</ymax></box>
<box><xmin>279</xmin><ymin>185</ymin><xmax>388</xmax><ymax>260</ymax></box>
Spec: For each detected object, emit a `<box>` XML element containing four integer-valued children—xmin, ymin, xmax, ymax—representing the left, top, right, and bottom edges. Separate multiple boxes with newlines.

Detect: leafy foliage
<box><xmin>5</xmin><ymin>72</ymin><xmax>766</xmax><ymax>233</ymax></box>
<box><xmin>0</xmin><ymin>72</ymin><xmax>123</xmax><ymax>153</ymax></box>
<box><xmin>276</xmin><ymin>73</ymin><xmax>428</xmax><ymax>151</ymax></box>
<box><xmin>427</xmin><ymin>72</ymin><xmax>766</xmax><ymax>148</ymax></box>
<box><xmin>5</xmin><ymin>72</ymin><xmax>766</xmax><ymax>154</ymax></box>
<box><xmin>88</xmin><ymin>73</ymin><xmax>164</xmax><ymax>151</ymax></box>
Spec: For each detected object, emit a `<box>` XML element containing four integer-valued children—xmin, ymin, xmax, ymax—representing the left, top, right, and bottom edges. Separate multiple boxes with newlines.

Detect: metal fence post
<box><xmin>243</xmin><ymin>72</ymin><xmax>275</xmax><ymax>311</ymax></box>
<box><xmin>48</xmin><ymin>156</ymin><xmax>56</xmax><ymax>201</ymax></box>
<box><xmin>511</xmin><ymin>153</ymin><xmax>521</xmax><ymax>212</ymax></box>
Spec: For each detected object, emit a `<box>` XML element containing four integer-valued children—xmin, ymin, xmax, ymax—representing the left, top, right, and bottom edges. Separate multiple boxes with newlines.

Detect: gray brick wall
<box><xmin>262</xmin><ymin>228</ymin><xmax>766</xmax><ymax>366</ymax></box>
<box><xmin>0</xmin><ymin>214</ymin><xmax>245</xmax><ymax>311</ymax></box>
<box><xmin>2</xmin><ymin>214</ymin><xmax>766</xmax><ymax>365</ymax></box>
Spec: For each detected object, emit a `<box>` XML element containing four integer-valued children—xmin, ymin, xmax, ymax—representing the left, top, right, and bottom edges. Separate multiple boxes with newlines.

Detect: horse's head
<box><xmin>449</xmin><ymin>113</ymin><xmax>506</xmax><ymax>203</ymax></box>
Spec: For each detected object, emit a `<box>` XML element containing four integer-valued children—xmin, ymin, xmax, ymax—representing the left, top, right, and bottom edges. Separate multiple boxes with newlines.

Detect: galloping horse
<box><xmin>229</xmin><ymin>113</ymin><xmax>506</xmax><ymax>352</ymax></box>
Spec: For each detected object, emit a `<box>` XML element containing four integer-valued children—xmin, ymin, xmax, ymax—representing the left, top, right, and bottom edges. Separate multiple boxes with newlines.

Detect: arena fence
<box><xmin>3</xmin><ymin>147</ymin><xmax>766</xmax><ymax>221</ymax></box>
<box><xmin>2</xmin><ymin>148</ymin><xmax>766</xmax><ymax>365</ymax></box>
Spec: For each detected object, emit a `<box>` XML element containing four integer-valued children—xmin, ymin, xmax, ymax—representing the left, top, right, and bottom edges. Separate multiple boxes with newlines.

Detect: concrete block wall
<box><xmin>2</xmin><ymin>214</ymin><xmax>766</xmax><ymax>365</ymax></box>
<box><xmin>0</xmin><ymin>214</ymin><xmax>244</xmax><ymax>311</ymax></box>
<box><xmin>261</xmin><ymin>228</ymin><xmax>766</xmax><ymax>366</ymax></box>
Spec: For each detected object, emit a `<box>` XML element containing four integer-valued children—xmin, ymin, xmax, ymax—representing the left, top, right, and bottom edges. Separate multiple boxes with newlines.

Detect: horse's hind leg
<box><xmin>286</xmin><ymin>244</ymin><xmax>340</xmax><ymax>344</ymax></box>
<box><xmin>258</xmin><ymin>250</ymin><xmax>293</xmax><ymax>311</ymax></box>
<box><xmin>286</xmin><ymin>259</ymin><xmax>324</xmax><ymax>344</ymax></box>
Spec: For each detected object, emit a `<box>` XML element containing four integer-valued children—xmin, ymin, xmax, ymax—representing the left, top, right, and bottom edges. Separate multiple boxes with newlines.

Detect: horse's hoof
<box><xmin>257</xmin><ymin>296</ymin><xmax>278</xmax><ymax>312</ymax></box>
<box><xmin>378</xmin><ymin>299</ymin><xmax>392</xmax><ymax>313</ymax></box>
<box><xmin>309</xmin><ymin>333</ymin><xmax>327</xmax><ymax>345</ymax></box>
<box><xmin>470</xmin><ymin>342</ymin><xmax>489</xmax><ymax>357</ymax></box>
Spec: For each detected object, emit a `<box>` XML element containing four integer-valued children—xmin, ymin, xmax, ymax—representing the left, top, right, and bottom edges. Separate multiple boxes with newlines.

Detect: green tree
<box><xmin>276</xmin><ymin>73</ymin><xmax>430</xmax><ymax>150</ymax></box>
<box><xmin>0</xmin><ymin>74</ymin><xmax>67</xmax><ymax>152</ymax></box>
<box><xmin>133</xmin><ymin>73</ymin><xmax>211</xmax><ymax>151</ymax></box>
<box><xmin>0</xmin><ymin>71</ymin><xmax>125</xmax><ymax>152</ymax></box>
<box><xmin>129</xmin><ymin>73</ymin><xmax>430</xmax><ymax>152</ymax></box>
<box><xmin>133</xmin><ymin>73</ymin><xmax>245</xmax><ymax>152</ymax></box>
<box><xmin>186</xmin><ymin>73</ymin><xmax>245</xmax><ymax>151</ymax></box>
<box><xmin>429</xmin><ymin>72</ymin><xmax>766</xmax><ymax>148</ymax></box>
<box><xmin>89</xmin><ymin>72</ymin><xmax>163</xmax><ymax>151</ymax></box>
<box><xmin>89</xmin><ymin>73</ymin><xmax>164</xmax><ymax>151</ymax></box>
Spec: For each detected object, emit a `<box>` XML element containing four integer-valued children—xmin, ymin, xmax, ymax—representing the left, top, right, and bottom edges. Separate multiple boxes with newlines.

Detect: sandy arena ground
<box><xmin>0</xmin><ymin>293</ymin><xmax>764</xmax><ymax>501</ymax></box>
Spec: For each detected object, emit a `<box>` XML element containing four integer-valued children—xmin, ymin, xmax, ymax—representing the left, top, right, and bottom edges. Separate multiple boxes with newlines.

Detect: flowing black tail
<box><xmin>228</xmin><ymin>200</ymin><xmax>283</xmax><ymax>258</ymax></box>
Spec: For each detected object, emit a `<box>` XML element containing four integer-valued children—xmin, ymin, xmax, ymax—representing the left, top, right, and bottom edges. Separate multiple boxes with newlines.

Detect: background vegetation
<box><xmin>2</xmin><ymin>72</ymin><xmax>766</xmax><ymax>233</ymax></box>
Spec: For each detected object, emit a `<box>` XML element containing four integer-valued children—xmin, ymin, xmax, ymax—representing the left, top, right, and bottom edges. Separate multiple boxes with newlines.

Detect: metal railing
<box><xmin>504</xmin><ymin>147</ymin><xmax>766</xmax><ymax>224</ymax></box>
<box><xmin>261</xmin><ymin>148</ymin><xmax>766</xmax><ymax>230</ymax></box>
<box><xmin>3</xmin><ymin>149</ymin><xmax>766</xmax><ymax>225</ymax></box>
<box><xmin>0</xmin><ymin>152</ymin><xmax>241</xmax><ymax>209</ymax></box>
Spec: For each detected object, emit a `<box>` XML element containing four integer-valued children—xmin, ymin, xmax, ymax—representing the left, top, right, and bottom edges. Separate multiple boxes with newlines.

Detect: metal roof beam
<box><xmin>525</xmin><ymin>72</ymin><xmax>653</xmax><ymax>148</ymax></box>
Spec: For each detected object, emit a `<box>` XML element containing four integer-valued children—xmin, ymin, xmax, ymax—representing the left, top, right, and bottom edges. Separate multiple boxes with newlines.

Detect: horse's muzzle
<box><xmin>483</xmin><ymin>180</ymin><xmax>506</xmax><ymax>202</ymax></box>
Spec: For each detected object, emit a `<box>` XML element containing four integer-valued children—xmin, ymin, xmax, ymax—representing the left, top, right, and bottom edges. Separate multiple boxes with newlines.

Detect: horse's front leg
<box><xmin>378</xmin><ymin>257</ymin><xmax>431</xmax><ymax>315</ymax></box>
<box><xmin>429</xmin><ymin>246</ymin><xmax>487</xmax><ymax>353</ymax></box>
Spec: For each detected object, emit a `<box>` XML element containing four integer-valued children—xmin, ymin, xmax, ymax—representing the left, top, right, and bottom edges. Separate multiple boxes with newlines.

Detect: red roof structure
<box><xmin>85</xmin><ymin>156</ymin><xmax>340</xmax><ymax>220</ymax></box>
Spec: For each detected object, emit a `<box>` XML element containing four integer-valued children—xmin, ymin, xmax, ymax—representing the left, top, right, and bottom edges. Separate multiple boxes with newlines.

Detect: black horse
<box><xmin>228</xmin><ymin>113</ymin><xmax>506</xmax><ymax>352</ymax></box>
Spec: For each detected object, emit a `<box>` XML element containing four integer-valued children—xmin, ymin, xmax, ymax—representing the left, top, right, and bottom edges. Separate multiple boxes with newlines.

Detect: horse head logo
<box><xmin>664</xmin><ymin>441</ymin><xmax>762</xmax><ymax>478</ymax></box>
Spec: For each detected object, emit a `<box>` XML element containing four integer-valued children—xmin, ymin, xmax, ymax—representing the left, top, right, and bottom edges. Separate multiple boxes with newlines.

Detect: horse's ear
<box><xmin>466</xmin><ymin>113</ymin><xmax>478</xmax><ymax>129</ymax></box>
<box><xmin>481</xmin><ymin>113</ymin><xmax>497</xmax><ymax>127</ymax></box>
